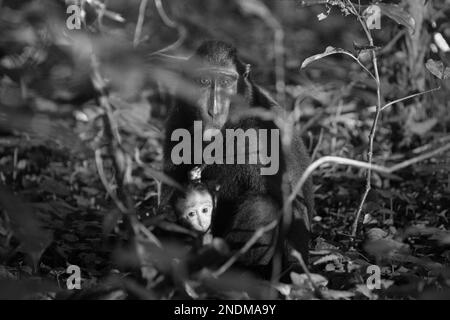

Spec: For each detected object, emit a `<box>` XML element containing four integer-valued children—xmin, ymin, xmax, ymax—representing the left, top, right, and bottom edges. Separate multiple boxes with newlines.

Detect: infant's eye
<box><xmin>187</xmin><ymin>211</ymin><xmax>196</xmax><ymax>218</ymax></box>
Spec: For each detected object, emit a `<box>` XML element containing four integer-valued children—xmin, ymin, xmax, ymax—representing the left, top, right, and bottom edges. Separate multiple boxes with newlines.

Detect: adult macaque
<box><xmin>163</xmin><ymin>40</ymin><xmax>314</xmax><ymax>278</ymax></box>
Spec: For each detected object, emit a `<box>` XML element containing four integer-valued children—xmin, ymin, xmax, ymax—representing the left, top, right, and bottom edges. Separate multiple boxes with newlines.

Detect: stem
<box><xmin>273</xmin><ymin>24</ymin><xmax>286</xmax><ymax>105</ymax></box>
<box><xmin>291</xmin><ymin>249</ymin><xmax>323</xmax><ymax>299</ymax></box>
<box><xmin>212</xmin><ymin>220</ymin><xmax>278</xmax><ymax>278</ymax></box>
<box><xmin>152</xmin><ymin>0</ymin><xmax>187</xmax><ymax>54</ymax></box>
<box><xmin>91</xmin><ymin>55</ymin><xmax>142</xmax><ymax>238</ymax></box>
<box><xmin>381</xmin><ymin>87</ymin><xmax>441</xmax><ymax>111</ymax></box>
<box><xmin>95</xmin><ymin>149</ymin><xmax>128</xmax><ymax>213</ymax></box>
<box><xmin>285</xmin><ymin>143</ymin><xmax>450</xmax><ymax>219</ymax></box>
<box><xmin>134</xmin><ymin>0</ymin><xmax>149</xmax><ymax>47</ymax></box>
<box><xmin>346</xmin><ymin>0</ymin><xmax>382</xmax><ymax>237</ymax></box>
<box><xmin>270</xmin><ymin>114</ymin><xmax>293</xmax><ymax>297</ymax></box>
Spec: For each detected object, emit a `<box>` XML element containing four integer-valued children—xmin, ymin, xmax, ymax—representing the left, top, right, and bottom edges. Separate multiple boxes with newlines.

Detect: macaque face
<box><xmin>193</xmin><ymin>67</ymin><xmax>238</xmax><ymax>140</ymax></box>
<box><xmin>175</xmin><ymin>190</ymin><xmax>213</xmax><ymax>233</ymax></box>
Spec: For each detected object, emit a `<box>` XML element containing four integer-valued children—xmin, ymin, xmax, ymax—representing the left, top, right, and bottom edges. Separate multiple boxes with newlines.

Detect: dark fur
<box><xmin>163</xmin><ymin>40</ymin><xmax>314</xmax><ymax>278</ymax></box>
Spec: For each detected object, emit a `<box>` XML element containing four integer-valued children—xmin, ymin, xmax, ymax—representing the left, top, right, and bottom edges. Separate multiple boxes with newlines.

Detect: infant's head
<box><xmin>174</xmin><ymin>183</ymin><xmax>213</xmax><ymax>233</ymax></box>
<box><xmin>172</xmin><ymin>166</ymin><xmax>214</xmax><ymax>233</ymax></box>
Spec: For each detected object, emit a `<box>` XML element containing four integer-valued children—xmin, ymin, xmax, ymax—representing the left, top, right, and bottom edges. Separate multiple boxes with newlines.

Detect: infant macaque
<box><xmin>171</xmin><ymin>166</ymin><xmax>215</xmax><ymax>244</ymax></box>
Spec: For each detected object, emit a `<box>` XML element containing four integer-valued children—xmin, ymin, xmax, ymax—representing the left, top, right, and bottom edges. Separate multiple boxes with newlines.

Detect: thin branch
<box><xmin>291</xmin><ymin>249</ymin><xmax>323</xmax><ymax>299</ymax></box>
<box><xmin>381</xmin><ymin>86</ymin><xmax>441</xmax><ymax>111</ymax></box>
<box><xmin>311</xmin><ymin>127</ymin><xmax>324</xmax><ymax>161</ymax></box>
<box><xmin>345</xmin><ymin>0</ymin><xmax>382</xmax><ymax>237</ymax></box>
<box><xmin>212</xmin><ymin>220</ymin><xmax>278</xmax><ymax>278</ymax></box>
<box><xmin>12</xmin><ymin>148</ymin><xmax>18</xmax><ymax>183</ymax></box>
<box><xmin>271</xmin><ymin>113</ymin><xmax>296</xmax><ymax>297</ymax></box>
<box><xmin>389</xmin><ymin>143</ymin><xmax>450</xmax><ymax>172</ymax></box>
<box><xmin>302</xmin><ymin>49</ymin><xmax>376</xmax><ymax>81</ymax></box>
<box><xmin>152</xmin><ymin>0</ymin><xmax>187</xmax><ymax>54</ymax></box>
<box><xmin>154</xmin><ymin>0</ymin><xmax>176</xmax><ymax>27</ymax></box>
<box><xmin>237</xmin><ymin>0</ymin><xmax>285</xmax><ymax>105</ymax></box>
<box><xmin>134</xmin><ymin>0</ymin><xmax>149</xmax><ymax>47</ymax></box>
<box><xmin>262</xmin><ymin>14</ymin><xmax>286</xmax><ymax>106</ymax></box>
<box><xmin>412</xmin><ymin>135</ymin><xmax>450</xmax><ymax>154</ymax></box>
<box><xmin>285</xmin><ymin>144</ymin><xmax>450</xmax><ymax>220</ymax></box>
<box><xmin>137</xmin><ymin>224</ymin><xmax>162</xmax><ymax>248</ymax></box>
<box><xmin>134</xmin><ymin>148</ymin><xmax>184</xmax><ymax>191</ymax></box>
<box><xmin>287</xmin><ymin>156</ymin><xmax>387</xmax><ymax>206</ymax></box>
<box><xmin>91</xmin><ymin>54</ymin><xmax>139</xmax><ymax>233</ymax></box>
<box><xmin>274</xmin><ymin>26</ymin><xmax>286</xmax><ymax>105</ymax></box>
<box><xmin>95</xmin><ymin>149</ymin><xmax>128</xmax><ymax>213</ymax></box>
<box><xmin>344</xmin><ymin>52</ymin><xmax>377</xmax><ymax>81</ymax></box>
<box><xmin>379</xmin><ymin>29</ymin><xmax>406</xmax><ymax>56</ymax></box>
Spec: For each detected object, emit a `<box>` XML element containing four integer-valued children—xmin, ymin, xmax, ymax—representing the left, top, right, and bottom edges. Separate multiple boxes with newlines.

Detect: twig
<box><xmin>285</xmin><ymin>143</ymin><xmax>450</xmax><ymax>217</ymax></box>
<box><xmin>345</xmin><ymin>0</ymin><xmax>382</xmax><ymax>238</ymax></box>
<box><xmin>91</xmin><ymin>54</ymin><xmax>137</xmax><ymax>224</ymax></box>
<box><xmin>154</xmin><ymin>0</ymin><xmax>176</xmax><ymax>27</ymax></box>
<box><xmin>79</xmin><ymin>8</ymin><xmax>161</xmax><ymax>284</ymax></box>
<box><xmin>152</xmin><ymin>0</ymin><xmax>187</xmax><ymax>54</ymax></box>
<box><xmin>291</xmin><ymin>249</ymin><xmax>323</xmax><ymax>299</ymax></box>
<box><xmin>236</xmin><ymin>0</ymin><xmax>285</xmax><ymax>104</ymax></box>
<box><xmin>412</xmin><ymin>135</ymin><xmax>450</xmax><ymax>154</ymax></box>
<box><xmin>269</xmin><ymin>19</ymin><xmax>286</xmax><ymax>105</ymax></box>
<box><xmin>299</xmin><ymin>0</ymin><xmax>328</xmax><ymax>7</ymax></box>
<box><xmin>137</xmin><ymin>224</ymin><xmax>162</xmax><ymax>248</ymax></box>
<box><xmin>134</xmin><ymin>0</ymin><xmax>149</xmax><ymax>47</ymax></box>
<box><xmin>311</xmin><ymin>128</ymin><xmax>324</xmax><ymax>161</ymax></box>
<box><xmin>12</xmin><ymin>148</ymin><xmax>18</xmax><ymax>183</ymax></box>
<box><xmin>299</xmin><ymin>110</ymin><xmax>325</xmax><ymax>136</ymax></box>
<box><xmin>271</xmin><ymin>112</ymin><xmax>295</xmax><ymax>297</ymax></box>
<box><xmin>287</xmin><ymin>156</ymin><xmax>387</xmax><ymax>207</ymax></box>
<box><xmin>380</xmin><ymin>86</ymin><xmax>441</xmax><ymax>111</ymax></box>
<box><xmin>95</xmin><ymin>149</ymin><xmax>128</xmax><ymax>213</ymax></box>
<box><xmin>388</xmin><ymin>143</ymin><xmax>450</xmax><ymax>172</ymax></box>
<box><xmin>133</xmin><ymin>148</ymin><xmax>184</xmax><ymax>192</ymax></box>
<box><xmin>212</xmin><ymin>220</ymin><xmax>278</xmax><ymax>278</ymax></box>
<box><xmin>379</xmin><ymin>29</ymin><xmax>406</xmax><ymax>56</ymax></box>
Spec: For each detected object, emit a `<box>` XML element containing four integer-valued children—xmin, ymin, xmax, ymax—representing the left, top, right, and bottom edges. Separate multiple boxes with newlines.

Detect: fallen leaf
<box><xmin>290</xmin><ymin>272</ymin><xmax>328</xmax><ymax>289</ymax></box>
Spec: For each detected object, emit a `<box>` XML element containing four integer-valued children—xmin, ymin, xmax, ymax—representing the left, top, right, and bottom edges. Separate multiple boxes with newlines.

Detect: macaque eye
<box><xmin>202</xmin><ymin>207</ymin><xmax>209</xmax><ymax>214</ymax></box>
<box><xmin>187</xmin><ymin>211</ymin><xmax>196</xmax><ymax>218</ymax></box>
<box><xmin>219</xmin><ymin>78</ymin><xmax>233</xmax><ymax>87</ymax></box>
<box><xmin>197</xmin><ymin>77</ymin><xmax>211</xmax><ymax>87</ymax></box>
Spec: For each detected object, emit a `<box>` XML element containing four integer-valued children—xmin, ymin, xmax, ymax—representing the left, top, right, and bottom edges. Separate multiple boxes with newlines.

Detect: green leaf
<box><xmin>236</xmin><ymin>0</ymin><xmax>270</xmax><ymax>18</ymax></box>
<box><xmin>0</xmin><ymin>186</ymin><xmax>53</xmax><ymax>271</ymax></box>
<box><xmin>301</xmin><ymin>47</ymin><xmax>354</xmax><ymax>69</ymax></box>
<box><xmin>290</xmin><ymin>272</ymin><xmax>328</xmax><ymax>289</ymax></box>
<box><xmin>321</xmin><ymin>289</ymin><xmax>355</xmax><ymax>300</ymax></box>
<box><xmin>301</xmin><ymin>46</ymin><xmax>375</xmax><ymax>79</ymax></box>
<box><xmin>408</xmin><ymin>118</ymin><xmax>438</xmax><ymax>136</ymax></box>
<box><xmin>377</xmin><ymin>3</ymin><xmax>415</xmax><ymax>34</ymax></box>
<box><xmin>41</xmin><ymin>178</ymin><xmax>71</xmax><ymax>197</ymax></box>
<box><xmin>313</xmin><ymin>254</ymin><xmax>342</xmax><ymax>266</ymax></box>
<box><xmin>426</xmin><ymin>59</ymin><xmax>450</xmax><ymax>80</ymax></box>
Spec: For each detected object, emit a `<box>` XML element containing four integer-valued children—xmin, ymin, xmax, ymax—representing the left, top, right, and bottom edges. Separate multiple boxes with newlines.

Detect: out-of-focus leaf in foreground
<box><xmin>0</xmin><ymin>185</ymin><xmax>53</xmax><ymax>271</ymax></box>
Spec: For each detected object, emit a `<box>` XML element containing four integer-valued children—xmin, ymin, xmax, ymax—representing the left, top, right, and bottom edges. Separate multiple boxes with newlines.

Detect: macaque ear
<box><xmin>243</xmin><ymin>64</ymin><xmax>251</xmax><ymax>79</ymax></box>
<box><xmin>235</xmin><ymin>58</ymin><xmax>251</xmax><ymax>80</ymax></box>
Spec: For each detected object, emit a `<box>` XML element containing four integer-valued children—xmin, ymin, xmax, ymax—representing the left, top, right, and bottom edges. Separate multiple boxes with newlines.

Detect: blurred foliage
<box><xmin>0</xmin><ymin>0</ymin><xmax>449</xmax><ymax>300</ymax></box>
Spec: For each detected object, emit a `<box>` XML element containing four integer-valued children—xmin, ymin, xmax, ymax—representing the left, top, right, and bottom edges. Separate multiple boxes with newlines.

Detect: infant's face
<box><xmin>175</xmin><ymin>190</ymin><xmax>213</xmax><ymax>233</ymax></box>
